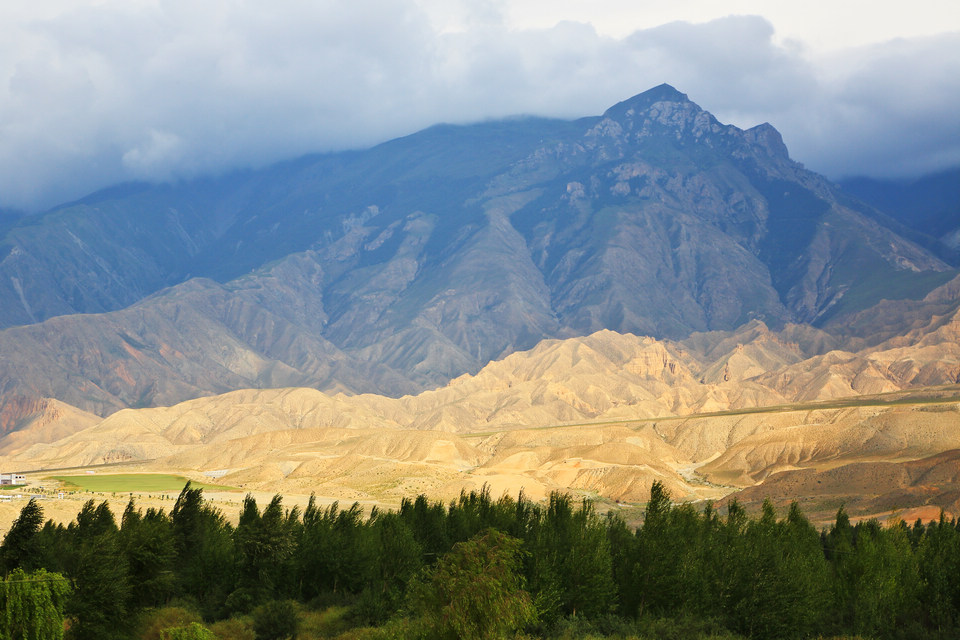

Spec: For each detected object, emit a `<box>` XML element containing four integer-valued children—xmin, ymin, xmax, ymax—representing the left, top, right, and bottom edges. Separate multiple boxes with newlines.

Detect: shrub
<box><xmin>252</xmin><ymin>600</ymin><xmax>299</xmax><ymax>640</ymax></box>
<box><xmin>160</xmin><ymin>621</ymin><xmax>216</xmax><ymax>640</ymax></box>
<box><xmin>207</xmin><ymin>617</ymin><xmax>255</xmax><ymax>640</ymax></box>
<box><xmin>406</xmin><ymin>528</ymin><xmax>537</xmax><ymax>640</ymax></box>
<box><xmin>137</xmin><ymin>606</ymin><xmax>203</xmax><ymax>640</ymax></box>
<box><xmin>298</xmin><ymin>605</ymin><xmax>354</xmax><ymax>638</ymax></box>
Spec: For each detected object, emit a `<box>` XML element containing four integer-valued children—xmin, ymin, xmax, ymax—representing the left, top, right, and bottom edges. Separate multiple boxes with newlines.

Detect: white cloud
<box><xmin>0</xmin><ymin>1</ymin><xmax>957</xmax><ymax>210</ymax></box>
<box><xmin>122</xmin><ymin>129</ymin><xmax>184</xmax><ymax>176</ymax></box>
<box><xmin>497</xmin><ymin>0</ymin><xmax>960</xmax><ymax>49</ymax></box>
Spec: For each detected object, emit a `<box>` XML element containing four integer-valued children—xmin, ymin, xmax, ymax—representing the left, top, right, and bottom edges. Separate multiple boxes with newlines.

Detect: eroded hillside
<box><xmin>5</xmin><ymin>325</ymin><xmax>959</xmax><ymax>520</ymax></box>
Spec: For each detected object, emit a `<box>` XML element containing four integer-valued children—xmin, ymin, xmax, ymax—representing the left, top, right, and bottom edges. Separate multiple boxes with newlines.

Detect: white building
<box><xmin>0</xmin><ymin>472</ymin><xmax>26</xmax><ymax>485</ymax></box>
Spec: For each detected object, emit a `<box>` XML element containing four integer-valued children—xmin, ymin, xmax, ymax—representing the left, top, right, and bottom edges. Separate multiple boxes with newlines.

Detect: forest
<box><xmin>2</xmin><ymin>481</ymin><xmax>960</xmax><ymax>640</ymax></box>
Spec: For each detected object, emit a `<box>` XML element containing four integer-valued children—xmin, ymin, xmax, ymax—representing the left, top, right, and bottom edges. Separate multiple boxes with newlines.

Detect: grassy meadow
<box><xmin>47</xmin><ymin>473</ymin><xmax>234</xmax><ymax>493</ymax></box>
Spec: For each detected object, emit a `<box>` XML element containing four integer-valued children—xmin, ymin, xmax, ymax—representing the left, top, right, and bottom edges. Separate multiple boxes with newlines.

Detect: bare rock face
<box><xmin>0</xmin><ymin>396</ymin><xmax>51</xmax><ymax>436</ymax></box>
<box><xmin>0</xmin><ymin>397</ymin><xmax>100</xmax><ymax>458</ymax></box>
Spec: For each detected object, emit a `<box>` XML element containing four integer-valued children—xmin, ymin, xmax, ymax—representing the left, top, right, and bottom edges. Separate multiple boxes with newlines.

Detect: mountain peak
<box><xmin>602</xmin><ymin>83</ymin><xmax>691</xmax><ymax>119</ymax></box>
<box><xmin>743</xmin><ymin>122</ymin><xmax>790</xmax><ymax>160</ymax></box>
<box><xmin>637</xmin><ymin>83</ymin><xmax>688</xmax><ymax>103</ymax></box>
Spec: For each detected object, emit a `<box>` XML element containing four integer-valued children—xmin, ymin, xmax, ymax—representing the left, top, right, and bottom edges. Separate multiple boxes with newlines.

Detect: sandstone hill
<box><xmin>727</xmin><ymin>448</ymin><xmax>960</xmax><ymax>525</ymax></box>
<box><xmin>5</xmin><ymin>326</ymin><xmax>959</xmax><ymax>518</ymax></box>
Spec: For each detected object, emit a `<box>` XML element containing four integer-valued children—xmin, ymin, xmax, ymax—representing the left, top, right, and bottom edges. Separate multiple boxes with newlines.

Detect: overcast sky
<box><xmin>1</xmin><ymin>0</ymin><xmax>958</xmax><ymax>211</ymax></box>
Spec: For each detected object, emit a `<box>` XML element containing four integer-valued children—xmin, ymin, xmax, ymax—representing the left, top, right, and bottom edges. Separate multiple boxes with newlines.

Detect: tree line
<box><xmin>2</xmin><ymin>481</ymin><xmax>960</xmax><ymax>639</ymax></box>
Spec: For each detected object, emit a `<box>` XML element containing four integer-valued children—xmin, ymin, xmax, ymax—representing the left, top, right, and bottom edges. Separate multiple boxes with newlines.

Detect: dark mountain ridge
<box><xmin>839</xmin><ymin>167</ymin><xmax>960</xmax><ymax>254</ymax></box>
<box><xmin>0</xmin><ymin>84</ymin><xmax>954</xmax><ymax>416</ymax></box>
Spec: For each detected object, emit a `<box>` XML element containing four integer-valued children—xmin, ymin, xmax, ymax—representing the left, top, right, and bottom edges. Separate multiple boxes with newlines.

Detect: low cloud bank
<box><xmin>1</xmin><ymin>2</ymin><xmax>957</xmax><ymax>210</ymax></box>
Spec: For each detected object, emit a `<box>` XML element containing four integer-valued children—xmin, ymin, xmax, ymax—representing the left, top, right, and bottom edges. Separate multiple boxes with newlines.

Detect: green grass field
<box><xmin>47</xmin><ymin>473</ymin><xmax>236</xmax><ymax>493</ymax></box>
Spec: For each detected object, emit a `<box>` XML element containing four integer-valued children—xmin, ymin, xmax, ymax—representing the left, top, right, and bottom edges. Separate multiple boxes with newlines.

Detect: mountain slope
<box><xmin>839</xmin><ymin>167</ymin><xmax>960</xmax><ymax>254</ymax></box>
<box><xmin>0</xmin><ymin>84</ymin><xmax>953</xmax><ymax>417</ymax></box>
<box><xmin>726</xmin><ymin>447</ymin><xmax>960</xmax><ymax>524</ymax></box>
<box><xmin>0</xmin><ymin>119</ymin><xmax>578</xmax><ymax>329</ymax></box>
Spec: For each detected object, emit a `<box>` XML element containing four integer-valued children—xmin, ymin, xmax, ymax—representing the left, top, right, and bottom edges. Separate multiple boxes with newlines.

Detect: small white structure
<box><xmin>0</xmin><ymin>472</ymin><xmax>26</xmax><ymax>485</ymax></box>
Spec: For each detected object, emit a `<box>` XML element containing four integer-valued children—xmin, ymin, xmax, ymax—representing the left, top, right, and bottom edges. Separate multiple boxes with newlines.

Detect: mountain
<box><xmin>839</xmin><ymin>167</ymin><xmax>960</xmax><ymax>254</ymax></box>
<box><xmin>0</xmin><ymin>84</ymin><xmax>954</xmax><ymax>419</ymax></box>
<box><xmin>0</xmin><ymin>208</ymin><xmax>24</xmax><ymax>238</ymax></box>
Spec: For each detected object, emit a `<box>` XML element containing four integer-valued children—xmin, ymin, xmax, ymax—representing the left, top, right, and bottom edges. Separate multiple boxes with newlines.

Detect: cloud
<box><xmin>0</xmin><ymin>2</ymin><xmax>957</xmax><ymax>210</ymax></box>
<box><xmin>799</xmin><ymin>33</ymin><xmax>960</xmax><ymax>178</ymax></box>
<box><xmin>122</xmin><ymin>129</ymin><xmax>184</xmax><ymax>176</ymax></box>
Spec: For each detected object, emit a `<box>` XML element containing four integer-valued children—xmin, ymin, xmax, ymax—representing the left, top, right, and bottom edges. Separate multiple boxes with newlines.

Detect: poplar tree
<box><xmin>231</xmin><ymin>494</ymin><xmax>295</xmax><ymax>609</ymax></box>
<box><xmin>64</xmin><ymin>500</ymin><xmax>131</xmax><ymax>640</ymax></box>
<box><xmin>171</xmin><ymin>483</ymin><xmax>234</xmax><ymax>618</ymax></box>
<box><xmin>919</xmin><ymin>514</ymin><xmax>960</xmax><ymax>632</ymax></box>
<box><xmin>119</xmin><ymin>500</ymin><xmax>176</xmax><ymax>609</ymax></box>
<box><xmin>294</xmin><ymin>499</ymin><xmax>368</xmax><ymax>600</ymax></box>
<box><xmin>357</xmin><ymin>511</ymin><xmax>421</xmax><ymax>622</ymax></box>
<box><xmin>0</xmin><ymin>498</ymin><xmax>44</xmax><ymax>573</ymax></box>
<box><xmin>633</xmin><ymin>481</ymin><xmax>681</xmax><ymax>618</ymax></box>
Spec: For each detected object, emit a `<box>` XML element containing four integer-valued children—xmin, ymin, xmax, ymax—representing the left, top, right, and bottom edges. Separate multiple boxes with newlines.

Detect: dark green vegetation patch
<box><xmin>3</xmin><ymin>481</ymin><xmax>960</xmax><ymax>639</ymax></box>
